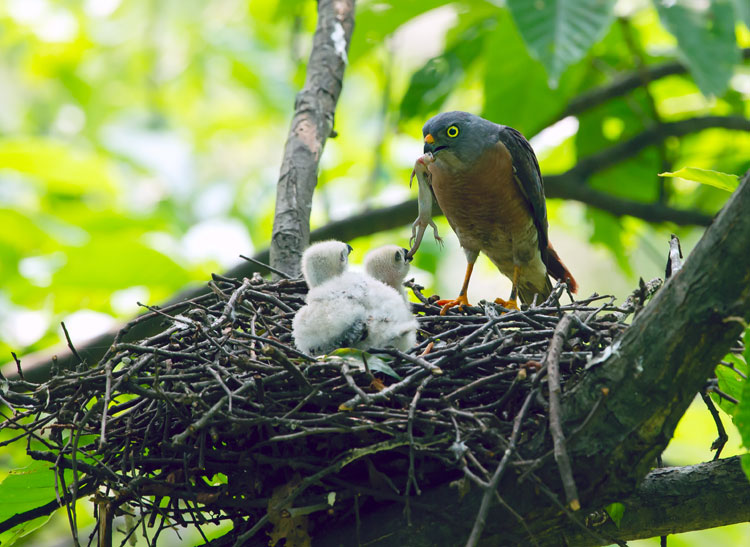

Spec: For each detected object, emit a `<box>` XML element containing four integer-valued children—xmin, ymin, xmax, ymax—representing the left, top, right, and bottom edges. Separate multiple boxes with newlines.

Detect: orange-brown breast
<box><xmin>428</xmin><ymin>141</ymin><xmax>542</xmax><ymax>276</ymax></box>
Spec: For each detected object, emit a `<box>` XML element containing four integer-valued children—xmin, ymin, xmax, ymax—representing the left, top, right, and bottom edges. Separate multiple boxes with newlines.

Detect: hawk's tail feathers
<box><xmin>543</xmin><ymin>242</ymin><xmax>578</xmax><ymax>293</ymax></box>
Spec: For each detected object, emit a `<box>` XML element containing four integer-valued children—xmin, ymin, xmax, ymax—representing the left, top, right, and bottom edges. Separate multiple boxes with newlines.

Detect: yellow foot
<box><xmin>494</xmin><ymin>297</ymin><xmax>519</xmax><ymax>311</ymax></box>
<box><xmin>436</xmin><ymin>294</ymin><xmax>471</xmax><ymax>315</ymax></box>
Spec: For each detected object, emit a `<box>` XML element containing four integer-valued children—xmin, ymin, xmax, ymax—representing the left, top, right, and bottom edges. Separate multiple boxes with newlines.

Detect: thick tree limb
<box><xmin>562</xmin><ymin>457</ymin><xmax>750</xmax><ymax>545</ymax></box>
<box><xmin>269</xmin><ymin>0</ymin><xmax>355</xmax><ymax>278</ymax></box>
<box><xmin>312</xmin><ymin>171</ymin><xmax>750</xmax><ymax>546</ymax></box>
<box><xmin>315</xmin><ymin>457</ymin><xmax>750</xmax><ymax>547</ymax></box>
<box><xmin>560</xmin><ymin>170</ymin><xmax>750</xmax><ymax>504</ymax></box>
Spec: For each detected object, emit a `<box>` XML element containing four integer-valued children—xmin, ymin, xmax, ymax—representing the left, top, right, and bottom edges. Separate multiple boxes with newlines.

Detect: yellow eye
<box><xmin>446</xmin><ymin>125</ymin><xmax>459</xmax><ymax>138</ymax></box>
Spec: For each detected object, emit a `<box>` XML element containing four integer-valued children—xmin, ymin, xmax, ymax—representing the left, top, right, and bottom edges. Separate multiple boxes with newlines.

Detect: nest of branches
<box><xmin>1</xmin><ymin>269</ymin><xmax>645</xmax><ymax>546</ymax></box>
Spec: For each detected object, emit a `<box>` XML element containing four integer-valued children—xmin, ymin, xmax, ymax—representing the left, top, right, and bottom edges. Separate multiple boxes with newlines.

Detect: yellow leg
<box><xmin>494</xmin><ymin>265</ymin><xmax>520</xmax><ymax>311</ymax></box>
<box><xmin>437</xmin><ymin>262</ymin><xmax>474</xmax><ymax>315</ymax></box>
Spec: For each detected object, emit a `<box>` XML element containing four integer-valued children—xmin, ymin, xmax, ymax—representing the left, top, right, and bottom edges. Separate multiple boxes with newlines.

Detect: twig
<box><xmin>10</xmin><ymin>352</ymin><xmax>24</xmax><ymax>381</ymax></box>
<box><xmin>545</xmin><ymin>314</ymin><xmax>580</xmax><ymax>511</ymax></box>
<box><xmin>263</xmin><ymin>345</ymin><xmax>313</xmax><ymax>391</ymax></box>
<box><xmin>210</xmin><ymin>277</ymin><xmax>252</xmax><ymax>329</ymax></box>
<box><xmin>238</xmin><ymin>254</ymin><xmax>291</xmax><ymax>279</ymax></box>
<box><xmin>700</xmin><ymin>391</ymin><xmax>728</xmax><ymax>460</ymax></box>
<box><xmin>60</xmin><ymin>322</ymin><xmax>85</xmax><ymax>366</ymax></box>
<box><xmin>465</xmin><ymin>389</ymin><xmax>536</xmax><ymax>547</ymax></box>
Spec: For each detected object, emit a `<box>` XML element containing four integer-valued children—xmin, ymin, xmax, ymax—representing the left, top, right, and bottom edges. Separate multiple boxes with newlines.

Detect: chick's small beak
<box><xmin>423</xmin><ymin>133</ymin><xmax>435</xmax><ymax>154</ymax></box>
<box><xmin>402</xmin><ymin>248</ymin><xmax>412</xmax><ymax>263</ymax></box>
<box><xmin>346</xmin><ymin>244</ymin><xmax>353</xmax><ymax>254</ymax></box>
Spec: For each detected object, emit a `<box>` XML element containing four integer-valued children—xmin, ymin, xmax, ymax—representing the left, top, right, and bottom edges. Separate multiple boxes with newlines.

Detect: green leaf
<box><xmin>399</xmin><ymin>21</ymin><xmax>490</xmax><ymax>120</ymax></box>
<box><xmin>734</xmin><ymin>366</ymin><xmax>750</xmax><ymax>448</ymax></box>
<box><xmin>366</xmin><ymin>355</ymin><xmax>402</xmax><ymax>380</ymax></box>
<box><xmin>714</xmin><ymin>355</ymin><xmax>746</xmax><ymax>416</ymax></box>
<box><xmin>481</xmin><ymin>8</ymin><xmax>590</xmax><ymax>136</ymax></box>
<box><xmin>0</xmin><ymin>138</ymin><xmax>118</xmax><ymax>197</ymax></box>
<box><xmin>0</xmin><ymin>515</ymin><xmax>52</xmax><ymax>547</ymax></box>
<box><xmin>655</xmin><ymin>0</ymin><xmax>739</xmax><ymax>97</ymax></box>
<box><xmin>659</xmin><ymin>167</ymin><xmax>739</xmax><ymax>192</ymax></box>
<box><xmin>325</xmin><ymin>349</ymin><xmax>402</xmax><ymax>380</ymax></box>
<box><xmin>349</xmin><ymin>1</ymin><xmax>454</xmax><ymax>61</ymax></box>
<box><xmin>506</xmin><ymin>0</ymin><xmax>615</xmax><ymax>83</ymax></box>
<box><xmin>0</xmin><ymin>461</ymin><xmax>71</xmax><ymax>546</ymax></box>
<box><xmin>605</xmin><ymin>502</ymin><xmax>625</xmax><ymax>528</ymax></box>
<box><xmin>732</xmin><ymin>0</ymin><xmax>750</xmax><ymax>27</ymax></box>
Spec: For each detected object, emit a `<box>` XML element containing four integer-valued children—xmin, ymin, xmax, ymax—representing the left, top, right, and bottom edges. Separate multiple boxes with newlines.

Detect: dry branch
<box><xmin>0</xmin><ymin>273</ymin><xmax>630</xmax><ymax>545</ymax></box>
<box><xmin>545</xmin><ymin>314</ymin><xmax>579</xmax><ymax>511</ymax></box>
<box><xmin>270</xmin><ymin>0</ymin><xmax>356</xmax><ymax>278</ymax></box>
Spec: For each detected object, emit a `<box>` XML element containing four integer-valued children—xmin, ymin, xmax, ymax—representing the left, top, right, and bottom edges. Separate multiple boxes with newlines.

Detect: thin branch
<box><xmin>700</xmin><ymin>391</ymin><xmax>728</xmax><ymax>460</ymax></box>
<box><xmin>569</xmin><ymin>116</ymin><xmax>750</xmax><ymax>180</ymax></box>
<box><xmin>465</xmin><ymin>389</ymin><xmax>536</xmax><ymax>547</ymax></box>
<box><xmin>544</xmin><ymin>314</ymin><xmax>579</xmax><ymax>511</ymax></box>
<box><xmin>553</xmin><ymin>48</ymin><xmax>750</xmax><ymax>125</ymax></box>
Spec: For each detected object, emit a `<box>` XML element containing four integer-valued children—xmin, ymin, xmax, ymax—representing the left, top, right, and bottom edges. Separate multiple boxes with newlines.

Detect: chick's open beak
<box><xmin>402</xmin><ymin>248</ymin><xmax>412</xmax><ymax>263</ymax></box>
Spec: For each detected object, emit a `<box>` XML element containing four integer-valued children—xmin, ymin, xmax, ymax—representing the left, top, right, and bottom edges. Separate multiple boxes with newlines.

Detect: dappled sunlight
<box><xmin>1</xmin><ymin>0</ymin><xmax>749</xmax><ymax>545</ymax></box>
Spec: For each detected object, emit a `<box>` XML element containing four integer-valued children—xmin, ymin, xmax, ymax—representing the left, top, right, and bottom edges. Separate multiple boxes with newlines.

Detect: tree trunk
<box><xmin>269</xmin><ymin>0</ymin><xmax>356</xmax><ymax>278</ymax></box>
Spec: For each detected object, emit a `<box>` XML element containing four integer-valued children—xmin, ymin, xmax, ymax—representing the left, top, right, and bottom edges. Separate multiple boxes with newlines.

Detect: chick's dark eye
<box><xmin>394</xmin><ymin>251</ymin><xmax>402</xmax><ymax>262</ymax></box>
<box><xmin>446</xmin><ymin>125</ymin><xmax>459</xmax><ymax>138</ymax></box>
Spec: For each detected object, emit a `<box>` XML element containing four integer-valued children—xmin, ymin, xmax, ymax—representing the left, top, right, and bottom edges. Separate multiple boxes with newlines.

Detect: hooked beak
<box><xmin>423</xmin><ymin>133</ymin><xmax>446</xmax><ymax>155</ymax></box>
<box><xmin>346</xmin><ymin>244</ymin><xmax>353</xmax><ymax>254</ymax></box>
<box><xmin>402</xmin><ymin>248</ymin><xmax>412</xmax><ymax>263</ymax></box>
<box><xmin>423</xmin><ymin>133</ymin><xmax>435</xmax><ymax>154</ymax></box>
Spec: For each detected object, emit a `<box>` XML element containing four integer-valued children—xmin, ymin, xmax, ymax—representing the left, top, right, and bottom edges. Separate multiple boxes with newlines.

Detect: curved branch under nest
<box><xmin>1</xmin><ymin>273</ymin><xmax>640</xmax><ymax>546</ymax></box>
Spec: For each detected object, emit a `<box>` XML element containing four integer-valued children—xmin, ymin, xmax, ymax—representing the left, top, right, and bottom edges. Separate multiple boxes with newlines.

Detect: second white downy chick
<box><xmin>364</xmin><ymin>245</ymin><xmax>412</xmax><ymax>301</ymax></box>
<box><xmin>293</xmin><ymin>241</ymin><xmax>367</xmax><ymax>355</ymax></box>
<box><xmin>361</xmin><ymin>245</ymin><xmax>417</xmax><ymax>350</ymax></box>
<box><xmin>292</xmin><ymin>242</ymin><xmax>417</xmax><ymax>355</ymax></box>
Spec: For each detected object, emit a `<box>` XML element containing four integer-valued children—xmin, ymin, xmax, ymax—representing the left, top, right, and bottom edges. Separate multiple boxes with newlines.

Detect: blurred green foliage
<box><xmin>0</xmin><ymin>0</ymin><xmax>749</xmax><ymax>545</ymax></box>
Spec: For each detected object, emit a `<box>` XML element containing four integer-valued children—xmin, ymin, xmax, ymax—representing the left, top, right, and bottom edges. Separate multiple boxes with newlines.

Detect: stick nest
<box><xmin>2</xmin><ymin>271</ymin><xmax>639</xmax><ymax>546</ymax></box>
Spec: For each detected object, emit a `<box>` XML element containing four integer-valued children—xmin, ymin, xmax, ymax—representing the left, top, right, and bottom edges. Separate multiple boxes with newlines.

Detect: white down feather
<box><xmin>292</xmin><ymin>242</ymin><xmax>417</xmax><ymax>355</ymax></box>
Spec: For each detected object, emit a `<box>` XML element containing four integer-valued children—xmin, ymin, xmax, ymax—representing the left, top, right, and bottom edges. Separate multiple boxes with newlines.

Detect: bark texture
<box><xmin>269</xmin><ymin>0</ymin><xmax>355</xmax><ymax>278</ymax></box>
<box><xmin>316</xmin><ymin>457</ymin><xmax>750</xmax><ymax>546</ymax></box>
<box><xmin>313</xmin><ymin>171</ymin><xmax>750</xmax><ymax>546</ymax></box>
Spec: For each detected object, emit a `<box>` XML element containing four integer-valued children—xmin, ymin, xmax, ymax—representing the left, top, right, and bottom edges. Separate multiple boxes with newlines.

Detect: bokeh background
<box><xmin>1</xmin><ymin>0</ymin><xmax>749</xmax><ymax>544</ymax></box>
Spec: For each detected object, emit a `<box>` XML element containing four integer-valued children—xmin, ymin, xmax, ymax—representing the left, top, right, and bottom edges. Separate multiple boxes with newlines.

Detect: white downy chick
<box><xmin>292</xmin><ymin>242</ymin><xmax>418</xmax><ymax>355</ymax></box>
<box><xmin>293</xmin><ymin>241</ymin><xmax>367</xmax><ymax>355</ymax></box>
<box><xmin>300</xmin><ymin>240</ymin><xmax>352</xmax><ymax>288</ymax></box>
<box><xmin>364</xmin><ymin>245</ymin><xmax>412</xmax><ymax>301</ymax></box>
<box><xmin>361</xmin><ymin>245</ymin><xmax>418</xmax><ymax>350</ymax></box>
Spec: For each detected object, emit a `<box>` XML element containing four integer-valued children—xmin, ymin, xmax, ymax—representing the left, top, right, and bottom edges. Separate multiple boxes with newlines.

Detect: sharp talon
<box><xmin>494</xmin><ymin>297</ymin><xmax>519</xmax><ymax>311</ymax></box>
<box><xmin>437</xmin><ymin>295</ymin><xmax>470</xmax><ymax>315</ymax></box>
